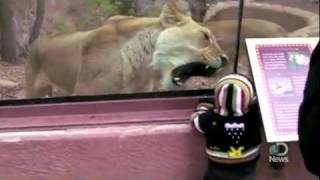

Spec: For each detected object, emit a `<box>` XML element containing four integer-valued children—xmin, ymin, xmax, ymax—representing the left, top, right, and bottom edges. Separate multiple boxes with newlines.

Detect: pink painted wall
<box><xmin>0</xmin><ymin>97</ymin><xmax>317</xmax><ymax>180</ymax></box>
<box><xmin>0</xmin><ymin>124</ymin><xmax>207</xmax><ymax>180</ymax></box>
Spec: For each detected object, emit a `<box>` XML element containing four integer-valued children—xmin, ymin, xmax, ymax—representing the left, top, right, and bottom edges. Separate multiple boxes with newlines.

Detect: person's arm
<box><xmin>190</xmin><ymin>102</ymin><xmax>214</xmax><ymax>134</ymax></box>
<box><xmin>250</xmin><ymin>98</ymin><xmax>262</xmax><ymax>128</ymax></box>
<box><xmin>247</xmin><ymin>99</ymin><xmax>262</xmax><ymax>145</ymax></box>
<box><xmin>298</xmin><ymin>40</ymin><xmax>320</xmax><ymax>176</ymax></box>
<box><xmin>303</xmin><ymin>40</ymin><xmax>320</xmax><ymax>101</ymax></box>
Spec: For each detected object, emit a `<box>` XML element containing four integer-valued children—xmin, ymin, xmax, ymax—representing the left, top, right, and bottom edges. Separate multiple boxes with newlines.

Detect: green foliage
<box><xmin>51</xmin><ymin>0</ymin><xmax>137</xmax><ymax>32</ymax></box>
<box><xmin>76</xmin><ymin>0</ymin><xmax>135</xmax><ymax>29</ymax></box>
<box><xmin>54</xmin><ymin>23</ymin><xmax>70</xmax><ymax>34</ymax></box>
<box><xmin>84</xmin><ymin>0</ymin><xmax>119</xmax><ymax>14</ymax></box>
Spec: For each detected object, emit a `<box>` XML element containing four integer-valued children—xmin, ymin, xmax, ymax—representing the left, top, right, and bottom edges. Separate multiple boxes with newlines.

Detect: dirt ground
<box><xmin>0</xmin><ymin>60</ymin><xmax>25</xmax><ymax>99</ymax></box>
<box><xmin>0</xmin><ymin>0</ymin><xmax>318</xmax><ymax>100</ymax></box>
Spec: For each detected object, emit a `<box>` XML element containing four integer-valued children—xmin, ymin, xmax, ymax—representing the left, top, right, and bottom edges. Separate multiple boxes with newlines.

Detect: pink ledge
<box><xmin>0</xmin><ymin>96</ymin><xmax>317</xmax><ymax>180</ymax></box>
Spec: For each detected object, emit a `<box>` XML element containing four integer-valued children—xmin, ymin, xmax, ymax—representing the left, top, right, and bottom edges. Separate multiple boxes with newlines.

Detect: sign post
<box><xmin>246</xmin><ymin>37</ymin><xmax>319</xmax><ymax>142</ymax></box>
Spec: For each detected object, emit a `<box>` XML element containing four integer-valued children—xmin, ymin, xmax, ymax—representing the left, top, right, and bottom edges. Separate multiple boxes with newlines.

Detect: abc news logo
<box><xmin>269</xmin><ymin>142</ymin><xmax>289</xmax><ymax>163</ymax></box>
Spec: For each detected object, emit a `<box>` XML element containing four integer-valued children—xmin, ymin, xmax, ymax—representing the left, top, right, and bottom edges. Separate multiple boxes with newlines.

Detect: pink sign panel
<box><xmin>246</xmin><ymin>38</ymin><xmax>319</xmax><ymax>142</ymax></box>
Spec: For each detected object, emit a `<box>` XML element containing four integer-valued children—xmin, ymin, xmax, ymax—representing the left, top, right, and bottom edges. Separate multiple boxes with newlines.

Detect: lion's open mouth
<box><xmin>171</xmin><ymin>62</ymin><xmax>222</xmax><ymax>86</ymax></box>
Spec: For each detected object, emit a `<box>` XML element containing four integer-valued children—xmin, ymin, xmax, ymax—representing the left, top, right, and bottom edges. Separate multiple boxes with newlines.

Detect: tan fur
<box><xmin>25</xmin><ymin>4</ymin><xmax>227</xmax><ymax>98</ymax></box>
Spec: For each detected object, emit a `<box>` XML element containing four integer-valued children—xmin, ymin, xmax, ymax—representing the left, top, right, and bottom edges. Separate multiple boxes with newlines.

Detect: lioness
<box><xmin>25</xmin><ymin>4</ymin><xmax>228</xmax><ymax>98</ymax></box>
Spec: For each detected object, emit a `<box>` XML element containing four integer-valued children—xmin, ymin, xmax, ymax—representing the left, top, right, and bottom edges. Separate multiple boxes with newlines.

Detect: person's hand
<box><xmin>190</xmin><ymin>111</ymin><xmax>200</xmax><ymax>122</ymax></box>
<box><xmin>190</xmin><ymin>110</ymin><xmax>206</xmax><ymax>122</ymax></box>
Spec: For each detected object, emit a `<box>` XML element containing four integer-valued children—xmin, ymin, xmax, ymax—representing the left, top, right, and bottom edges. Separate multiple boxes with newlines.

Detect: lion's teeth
<box><xmin>177</xmin><ymin>81</ymin><xmax>183</xmax><ymax>86</ymax></box>
<box><xmin>174</xmin><ymin>77</ymin><xmax>183</xmax><ymax>86</ymax></box>
<box><xmin>205</xmin><ymin>65</ymin><xmax>211</xmax><ymax>69</ymax></box>
<box><xmin>174</xmin><ymin>77</ymin><xmax>181</xmax><ymax>81</ymax></box>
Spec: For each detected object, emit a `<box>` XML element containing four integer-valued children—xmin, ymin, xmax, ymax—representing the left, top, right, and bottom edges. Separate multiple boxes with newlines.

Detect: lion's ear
<box><xmin>160</xmin><ymin>3</ymin><xmax>187</xmax><ymax>27</ymax></box>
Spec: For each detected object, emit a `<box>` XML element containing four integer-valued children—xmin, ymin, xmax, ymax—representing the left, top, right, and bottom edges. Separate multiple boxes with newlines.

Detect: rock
<box><xmin>16</xmin><ymin>90</ymin><xmax>25</xmax><ymax>99</ymax></box>
<box><xmin>0</xmin><ymin>79</ymin><xmax>18</xmax><ymax>88</ymax></box>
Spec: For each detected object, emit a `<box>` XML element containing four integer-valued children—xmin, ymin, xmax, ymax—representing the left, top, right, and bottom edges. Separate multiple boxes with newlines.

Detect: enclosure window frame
<box><xmin>0</xmin><ymin>90</ymin><xmax>213</xmax><ymax>131</ymax></box>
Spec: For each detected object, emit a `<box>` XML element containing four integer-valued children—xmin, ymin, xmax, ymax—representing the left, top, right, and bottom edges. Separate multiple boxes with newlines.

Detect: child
<box><xmin>191</xmin><ymin>74</ymin><xmax>261</xmax><ymax>180</ymax></box>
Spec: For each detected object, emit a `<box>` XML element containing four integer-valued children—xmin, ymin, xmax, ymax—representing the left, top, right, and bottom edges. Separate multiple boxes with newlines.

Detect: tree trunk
<box><xmin>190</xmin><ymin>0</ymin><xmax>207</xmax><ymax>22</ymax></box>
<box><xmin>29</xmin><ymin>0</ymin><xmax>45</xmax><ymax>45</ymax></box>
<box><xmin>0</xmin><ymin>0</ymin><xmax>18</xmax><ymax>64</ymax></box>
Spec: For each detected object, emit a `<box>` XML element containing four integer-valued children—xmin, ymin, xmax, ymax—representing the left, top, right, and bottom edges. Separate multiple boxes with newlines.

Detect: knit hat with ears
<box><xmin>214</xmin><ymin>74</ymin><xmax>254</xmax><ymax>117</ymax></box>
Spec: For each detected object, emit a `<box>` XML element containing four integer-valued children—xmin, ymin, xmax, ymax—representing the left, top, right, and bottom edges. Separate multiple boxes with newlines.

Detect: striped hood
<box><xmin>214</xmin><ymin>74</ymin><xmax>254</xmax><ymax>117</ymax></box>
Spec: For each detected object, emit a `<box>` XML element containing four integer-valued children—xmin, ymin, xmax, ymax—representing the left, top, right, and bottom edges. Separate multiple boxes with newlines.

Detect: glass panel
<box><xmin>0</xmin><ymin>0</ymin><xmax>318</xmax><ymax>101</ymax></box>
